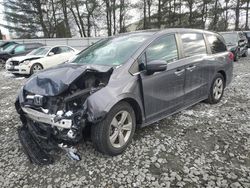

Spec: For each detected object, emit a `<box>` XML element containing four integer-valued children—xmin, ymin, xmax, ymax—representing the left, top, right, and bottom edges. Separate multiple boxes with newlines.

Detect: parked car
<box><xmin>5</xmin><ymin>45</ymin><xmax>78</xmax><ymax>75</ymax></box>
<box><xmin>243</xmin><ymin>31</ymin><xmax>250</xmax><ymax>48</ymax></box>
<box><xmin>220</xmin><ymin>31</ymin><xmax>248</xmax><ymax>61</ymax></box>
<box><xmin>0</xmin><ymin>43</ymin><xmax>44</xmax><ymax>68</ymax></box>
<box><xmin>16</xmin><ymin>29</ymin><xmax>233</xmax><ymax>165</ymax></box>
<box><xmin>0</xmin><ymin>41</ymin><xmax>18</xmax><ymax>51</ymax></box>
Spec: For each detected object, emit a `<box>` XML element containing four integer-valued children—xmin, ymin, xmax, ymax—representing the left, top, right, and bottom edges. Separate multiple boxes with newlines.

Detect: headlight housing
<box><xmin>22</xmin><ymin>60</ymin><xmax>31</xmax><ymax>65</ymax></box>
<box><xmin>6</xmin><ymin>59</ymin><xmax>11</xmax><ymax>64</ymax></box>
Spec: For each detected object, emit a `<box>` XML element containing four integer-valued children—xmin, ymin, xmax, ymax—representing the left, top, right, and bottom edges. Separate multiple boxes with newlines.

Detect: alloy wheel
<box><xmin>109</xmin><ymin>110</ymin><xmax>133</xmax><ymax>148</ymax></box>
<box><xmin>213</xmin><ymin>78</ymin><xmax>224</xmax><ymax>100</ymax></box>
<box><xmin>32</xmin><ymin>64</ymin><xmax>42</xmax><ymax>73</ymax></box>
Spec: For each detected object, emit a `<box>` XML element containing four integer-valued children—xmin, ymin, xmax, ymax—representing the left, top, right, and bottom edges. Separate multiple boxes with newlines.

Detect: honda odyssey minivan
<box><xmin>15</xmin><ymin>29</ymin><xmax>233</xmax><ymax>164</ymax></box>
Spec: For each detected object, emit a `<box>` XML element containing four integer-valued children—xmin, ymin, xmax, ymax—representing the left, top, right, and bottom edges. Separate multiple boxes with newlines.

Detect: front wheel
<box><xmin>205</xmin><ymin>73</ymin><xmax>225</xmax><ymax>104</ymax></box>
<box><xmin>91</xmin><ymin>101</ymin><xmax>136</xmax><ymax>156</ymax></box>
<box><xmin>30</xmin><ymin>63</ymin><xmax>43</xmax><ymax>75</ymax></box>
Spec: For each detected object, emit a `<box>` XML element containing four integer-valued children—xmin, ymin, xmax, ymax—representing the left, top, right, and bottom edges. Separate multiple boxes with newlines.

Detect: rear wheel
<box><xmin>91</xmin><ymin>101</ymin><xmax>136</xmax><ymax>156</ymax></box>
<box><xmin>30</xmin><ymin>63</ymin><xmax>43</xmax><ymax>75</ymax></box>
<box><xmin>205</xmin><ymin>73</ymin><xmax>225</xmax><ymax>104</ymax></box>
<box><xmin>234</xmin><ymin>51</ymin><xmax>239</xmax><ymax>61</ymax></box>
<box><xmin>242</xmin><ymin>49</ymin><xmax>248</xmax><ymax>57</ymax></box>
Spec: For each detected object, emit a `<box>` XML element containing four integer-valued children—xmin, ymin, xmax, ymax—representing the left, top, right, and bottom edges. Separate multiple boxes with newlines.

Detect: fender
<box><xmin>85</xmin><ymin>79</ymin><xmax>145</xmax><ymax>124</ymax></box>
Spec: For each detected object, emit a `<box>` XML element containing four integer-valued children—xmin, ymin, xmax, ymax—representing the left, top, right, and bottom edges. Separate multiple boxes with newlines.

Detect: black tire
<box><xmin>242</xmin><ymin>49</ymin><xmax>248</xmax><ymax>57</ymax></box>
<box><xmin>30</xmin><ymin>63</ymin><xmax>43</xmax><ymax>75</ymax></box>
<box><xmin>91</xmin><ymin>101</ymin><xmax>136</xmax><ymax>156</ymax></box>
<box><xmin>0</xmin><ymin>58</ymin><xmax>6</xmax><ymax>69</ymax></box>
<box><xmin>234</xmin><ymin>51</ymin><xmax>239</xmax><ymax>61</ymax></box>
<box><xmin>205</xmin><ymin>73</ymin><xmax>225</xmax><ymax>104</ymax></box>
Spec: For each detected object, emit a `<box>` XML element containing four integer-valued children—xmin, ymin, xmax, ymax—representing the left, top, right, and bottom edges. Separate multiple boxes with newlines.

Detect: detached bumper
<box><xmin>5</xmin><ymin>64</ymin><xmax>30</xmax><ymax>75</ymax></box>
<box><xmin>18</xmin><ymin>126</ymin><xmax>54</xmax><ymax>165</ymax></box>
<box><xmin>21</xmin><ymin>107</ymin><xmax>72</xmax><ymax>129</ymax></box>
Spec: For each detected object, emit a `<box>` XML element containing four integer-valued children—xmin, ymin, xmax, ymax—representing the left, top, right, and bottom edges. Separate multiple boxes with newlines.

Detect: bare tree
<box><xmin>235</xmin><ymin>0</ymin><xmax>240</xmax><ymax>30</ymax></box>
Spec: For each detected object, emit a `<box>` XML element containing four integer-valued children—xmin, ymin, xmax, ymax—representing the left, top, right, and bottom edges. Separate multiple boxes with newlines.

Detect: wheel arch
<box><xmin>119</xmin><ymin>98</ymin><xmax>143</xmax><ymax>126</ymax></box>
<box><xmin>217</xmin><ymin>70</ymin><xmax>226</xmax><ymax>85</ymax></box>
<box><xmin>32</xmin><ymin>62</ymin><xmax>44</xmax><ymax>69</ymax></box>
<box><xmin>30</xmin><ymin>62</ymin><xmax>44</xmax><ymax>74</ymax></box>
<box><xmin>86</xmin><ymin>93</ymin><xmax>144</xmax><ymax>127</ymax></box>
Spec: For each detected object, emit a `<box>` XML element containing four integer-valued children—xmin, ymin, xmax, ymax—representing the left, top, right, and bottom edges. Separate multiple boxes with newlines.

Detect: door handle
<box><xmin>174</xmin><ymin>69</ymin><xmax>185</xmax><ymax>76</ymax></box>
<box><xmin>186</xmin><ymin>65</ymin><xmax>196</xmax><ymax>72</ymax></box>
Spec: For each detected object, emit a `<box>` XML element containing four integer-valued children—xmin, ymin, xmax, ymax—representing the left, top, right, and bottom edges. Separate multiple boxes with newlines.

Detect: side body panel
<box><xmin>140</xmin><ymin>61</ymin><xmax>185</xmax><ymax>123</ymax></box>
<box><xmin>35</xmin><ymin>52</ymin><xmax>76</xmax><ymax>69</ymax></box>
<box><xmin>183</xmin><ymin>55</ymin><xmax>214</xmax><ymax>104</ymax></box>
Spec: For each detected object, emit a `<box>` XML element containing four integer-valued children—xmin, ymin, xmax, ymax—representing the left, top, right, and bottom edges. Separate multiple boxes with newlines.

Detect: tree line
<box><xmin>2</xmin><ymin>0</ymin><xmax>250</xmax><ymax>38</ymax></box>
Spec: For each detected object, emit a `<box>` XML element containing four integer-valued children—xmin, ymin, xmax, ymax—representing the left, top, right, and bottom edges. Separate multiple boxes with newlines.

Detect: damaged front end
<box><xmin>15</xmin><ymin>64</ymin><xmax>113</xmax><ymax>165</ymax></box>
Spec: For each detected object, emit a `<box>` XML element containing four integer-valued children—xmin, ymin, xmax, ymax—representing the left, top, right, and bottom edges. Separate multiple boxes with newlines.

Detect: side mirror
<box><xmin>146</xmin><ymin>60</ymin><xmax>167</xmax><ymax>74</ymax></box>
<box><xmin>48</xmin><ymin>52</ymin><xmax>54</xmax><ymax>56</ymax></box>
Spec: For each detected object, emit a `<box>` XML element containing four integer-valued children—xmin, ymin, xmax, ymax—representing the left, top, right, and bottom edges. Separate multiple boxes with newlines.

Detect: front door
<box><xmin>139</xmin><ymin>34</ymin><xmax>185</xmax><ymax>122</ymax></box>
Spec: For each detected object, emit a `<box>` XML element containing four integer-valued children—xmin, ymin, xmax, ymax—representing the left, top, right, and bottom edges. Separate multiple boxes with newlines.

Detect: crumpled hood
<box><xmin>8</xmin><ymin>55</ymin><xmax>44</xmax><ymax>63</ymax></box>
<box><xmin>23</xmin><ymin>64</ymin><xmax>113</xmax><ymax>96</ymax></box>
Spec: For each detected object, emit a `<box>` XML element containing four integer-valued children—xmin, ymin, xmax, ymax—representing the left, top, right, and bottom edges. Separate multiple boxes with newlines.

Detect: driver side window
<box><xmin>137</xmin><ymin>34</ymin><xmax>178</xmax><ymax>72</ymax></box>
<box><xmin>146</xmin><ymin>34</ymin><xmax>178</xmax><ymax>63</ymax></box>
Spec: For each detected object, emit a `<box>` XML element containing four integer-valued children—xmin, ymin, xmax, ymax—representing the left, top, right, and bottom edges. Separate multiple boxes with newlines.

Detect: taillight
<box><xmin>229</xmin><ymin>52</ymin><xmax>234</xmax><ymax>61</ymax></box>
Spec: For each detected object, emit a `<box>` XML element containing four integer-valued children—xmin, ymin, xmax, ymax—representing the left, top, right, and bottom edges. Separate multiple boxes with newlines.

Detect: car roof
<box><xmin>219</xmin><ymin>31</ymin><xmax>242</xmax><ymax>34</ymax></box>
<box><xmin>43</xmin><ymin>45</ymin><xmax>74</xmax><ymax>48</ymax></box>
<box><xmin>16</xmin><ymin>43</ymin><xmax>44</xmax><ymax>46</ymax></box>
<box><xmin>114</xmin><ymin>28</ymin><xmax>219</xmax><ymax>39</ymax></box>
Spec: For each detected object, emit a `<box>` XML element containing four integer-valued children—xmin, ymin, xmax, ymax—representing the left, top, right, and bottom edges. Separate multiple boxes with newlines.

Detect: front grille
<box><xmin>10</xmin><ymin>61</ymin><xmax>20</xmax><ymax>66</ymax></box>
<box><xmin>7</xmin><ymin>69</ymin><xmax>19</xmax><ymax>71</ymax></box>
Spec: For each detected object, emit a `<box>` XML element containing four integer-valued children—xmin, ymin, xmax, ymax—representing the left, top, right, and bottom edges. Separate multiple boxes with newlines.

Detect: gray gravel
<box><xmin>0</xmin><ymin>56</ymin><xmax>250</xmax><ymax>188</ymax></box>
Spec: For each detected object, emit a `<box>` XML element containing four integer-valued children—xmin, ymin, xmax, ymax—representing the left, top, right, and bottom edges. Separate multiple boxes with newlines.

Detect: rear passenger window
<box><xmin>180</xmin><ymin>33</ymin><xmax>207</xmax><ymax>57</ymax></box>
<box><xmin>146</xmin><ymin>34</ymin><xmax>178</xmax><ymax>63</ymax></box>
<box><xmin>60</xmin><ymin>46</ymin><xmax>74</xmax><ymax>53</ymax></box>
<box><xmin>206</xmin><ymin>34</ymin><xmax>227</xmax><ymax>54</ymax></box>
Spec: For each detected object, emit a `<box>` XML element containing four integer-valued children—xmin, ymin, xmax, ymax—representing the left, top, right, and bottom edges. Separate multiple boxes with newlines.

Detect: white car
<box><xmin>5</xmin><ymin>45</ymin><xmax>79</xmax><ymax>75</ymax></box>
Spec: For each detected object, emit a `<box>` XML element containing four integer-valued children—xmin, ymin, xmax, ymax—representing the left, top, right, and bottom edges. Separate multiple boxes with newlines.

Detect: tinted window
<box><xmin>245</xmin><ymin>32</ymin><xmax>250</xmax><ymax>37</ymax></box>
<box><xmin>221</xmin><ymin>33</ymin><xmax>238</xmax><ymax>44</ymax></box>
<box><xmin>207</xmin><ymin>34</ymin><xmax>227</xmax><ymax>54</ymax></box>
<box><xmin>180</xmin><ymin>33</ymin><xmax>206</xmax><ymax>57</ymax></box>
<box><xmin>60</xmin><ymin>46</ymin><xmax>74</xmax><ymax>53</ymax></box>
<box><xmin>25</xmin><ymin>43</ymin><xmax>41</xmax><ymax>50</ymax></box>
<box><xmin>28</xmin><ymin>47</ymin><xmax>51</xmax><ymax>56</ymax></box>
<box><xmin>14</xmin><ymin>45</ymin><xmax>25</xmax><ymax>54</ymax></box>
<box><xmin>51</xmin><ymin>47</ymin><xmax>61</xmax><ymax>54</ymax></box>
<box><xmin>146</xmin><ymin>34</ymin><xmax>178</xmax><ymax>63</ymax></box>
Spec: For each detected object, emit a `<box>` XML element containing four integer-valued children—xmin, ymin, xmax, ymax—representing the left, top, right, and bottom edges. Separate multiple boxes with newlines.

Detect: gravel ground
<box><xmin>0</xmin><ymin>56</ymin><xmax>250</xmax><ymax>188</ymax></box>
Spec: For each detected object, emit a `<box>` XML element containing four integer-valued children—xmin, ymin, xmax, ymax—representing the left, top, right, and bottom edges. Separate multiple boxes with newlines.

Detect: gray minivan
<box><xmin>16</xmin><ymin>29</ymin><xmax>233</xmax><ymax>164</ymax></box>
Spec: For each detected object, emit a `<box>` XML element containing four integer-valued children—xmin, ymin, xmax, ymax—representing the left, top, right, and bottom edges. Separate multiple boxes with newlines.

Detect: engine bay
<box><xmin>16</xmin><ymin>68</ymin><xmax>113</xmax><ymax>164</ymax></box>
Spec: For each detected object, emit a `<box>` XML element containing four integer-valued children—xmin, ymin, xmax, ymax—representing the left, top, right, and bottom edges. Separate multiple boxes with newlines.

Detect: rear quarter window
<box><xmin>206</xmin><ymin>34</ymin><xmax>227</xmax><ymax>54</ymax></box>
<box><xmin>180</xmin><ymin>33</ymin><xmax>207</xmax><ymax>57</ymax></box>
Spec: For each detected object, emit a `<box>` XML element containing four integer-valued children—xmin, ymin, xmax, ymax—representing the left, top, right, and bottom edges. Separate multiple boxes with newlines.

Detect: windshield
<box><xmin>71</xmin><ymin>34</ymin><xmax>151</xmax><ymax>66</ymax></box>
<box><xmin>27</xmin><ymin>47</ymin><xmax>51</xmax><ymax>56</ymax></box>
<box><xmin>245</xmin><ymin>32</ymin><xmax>250</xmax><ymax>37</ymax></box>
<box><xmin>3</xmin><ymin>44</ymin><xmax>17</xmax><ymax>53</ymax></box>
<box><xmin>221</xmin><ymin>33</ymin><xmax>238</xmax><ymax>45</ymax></box>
